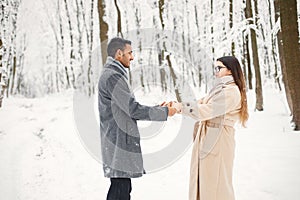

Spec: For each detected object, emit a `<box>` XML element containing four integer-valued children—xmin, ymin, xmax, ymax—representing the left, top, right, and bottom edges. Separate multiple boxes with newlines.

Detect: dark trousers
<box><xmin>107</xmin><ymin>178</ymin><xmax>132</xmax><ymax>200</ymax></box>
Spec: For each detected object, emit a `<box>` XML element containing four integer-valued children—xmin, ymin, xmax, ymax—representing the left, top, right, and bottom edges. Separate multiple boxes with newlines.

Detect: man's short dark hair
<box><xmin>107</xmin><ymin>37</ymin><xmax>132</xmax><ymax>57</ymax></box>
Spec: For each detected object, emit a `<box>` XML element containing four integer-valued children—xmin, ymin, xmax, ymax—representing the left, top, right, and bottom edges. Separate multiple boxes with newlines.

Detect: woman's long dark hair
<box><xmin>217</xmin><ymin>56</ymin><xmax>249</xmax><ymax>127</ymax></box>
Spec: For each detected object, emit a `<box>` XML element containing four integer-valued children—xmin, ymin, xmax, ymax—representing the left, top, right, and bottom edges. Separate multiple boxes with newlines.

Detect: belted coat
<box><xmin>182</xmin><ymin>75</ymin><xmax>241</xmax><ymax>200</ymax></box>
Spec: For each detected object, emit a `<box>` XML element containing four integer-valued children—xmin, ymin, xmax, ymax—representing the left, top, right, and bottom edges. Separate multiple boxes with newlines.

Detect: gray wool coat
<box><xmin>98</xmin><ymin>57</ymin><xmax>168</xmax><ymax>178</ymax></box>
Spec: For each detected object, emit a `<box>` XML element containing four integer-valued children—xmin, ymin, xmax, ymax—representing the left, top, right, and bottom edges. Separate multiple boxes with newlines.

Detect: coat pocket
<box><xmin>199</xmin><ymin>127</ymin><xmax>221</xmax><ymax>159</ymax></box>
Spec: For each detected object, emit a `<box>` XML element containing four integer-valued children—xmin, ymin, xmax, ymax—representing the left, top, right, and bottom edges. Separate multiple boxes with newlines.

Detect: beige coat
<box><xmin>182</xmin><ymin>76</ymin><xmax>241</xmax><ymax>200</ymax></box>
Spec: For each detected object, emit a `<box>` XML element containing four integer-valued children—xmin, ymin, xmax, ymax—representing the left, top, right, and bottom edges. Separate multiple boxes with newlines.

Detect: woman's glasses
<box><xmin>214</xmin><ymin>66</ymin><xmax>226</xmax><ymax>72</ymax></box>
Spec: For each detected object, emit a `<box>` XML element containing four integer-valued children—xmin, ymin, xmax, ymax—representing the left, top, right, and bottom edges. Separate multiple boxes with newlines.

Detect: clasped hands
<box><xmin>160</xmin><ymin>101</ymin><xmax>182</xmax><ymax>117</ymax></box>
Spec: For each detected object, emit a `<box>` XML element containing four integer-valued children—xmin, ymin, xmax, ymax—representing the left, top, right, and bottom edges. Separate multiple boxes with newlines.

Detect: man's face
<box><xmin>116</xmin><ymin>44</ymin><xmax>134</xmax><ymax>68</ymax></box>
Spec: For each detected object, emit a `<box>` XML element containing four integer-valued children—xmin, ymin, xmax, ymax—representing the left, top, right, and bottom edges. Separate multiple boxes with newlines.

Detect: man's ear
<box><xmin>116</xmin><ymin>49</ymin><xmax>123</xmax><ymax>58</ymax></box>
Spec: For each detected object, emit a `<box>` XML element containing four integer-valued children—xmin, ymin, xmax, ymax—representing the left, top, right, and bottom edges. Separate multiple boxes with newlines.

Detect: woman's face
<box><xmin>214</xmin><ymin>61</ymin><xmax>232</xmax><ymax>78</ymax></box>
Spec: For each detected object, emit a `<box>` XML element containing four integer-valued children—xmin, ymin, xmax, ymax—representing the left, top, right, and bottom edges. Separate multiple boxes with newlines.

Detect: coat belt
<box><xmin>203</xmin><ymin>117</ymin><xmax>235</xmax><ymax>128</ymax></box>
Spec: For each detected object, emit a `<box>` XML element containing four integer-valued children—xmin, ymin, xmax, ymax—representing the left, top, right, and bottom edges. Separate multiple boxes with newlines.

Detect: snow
<box><xmin>0</xmin><ymin>87</ymin><xmax>300</xmax><ymax>200</ymax></box>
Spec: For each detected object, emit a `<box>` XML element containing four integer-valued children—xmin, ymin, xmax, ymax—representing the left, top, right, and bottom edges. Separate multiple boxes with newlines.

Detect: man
<box><xmin>98</xmin><ymin>37</ymin><xmax>176</xmax><ymax>200</ymax></box>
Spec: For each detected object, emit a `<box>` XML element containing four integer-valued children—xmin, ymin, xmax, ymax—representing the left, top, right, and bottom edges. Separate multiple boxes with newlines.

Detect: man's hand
<box><xmin>160</xmin><ymin>101</ymin><xmax>178</xmax><ymax>116</ymax></box>
<box><xmin>168</xmin><ymin>106</ymin><xmax>177</xmax><ymax>116</ymax></box>
<box><xmin>160</xmin><ymin>101</ymin><xmax>167</xmax><ymax>106</ymax></box>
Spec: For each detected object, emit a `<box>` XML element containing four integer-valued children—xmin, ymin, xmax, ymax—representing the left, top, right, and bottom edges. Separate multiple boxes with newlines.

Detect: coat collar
<box><xmin>207</xmin><ymin>75</ymin><xmax>235</xmax><ymax>99</ymax></box>
<box><xmin>104</xmin><ymin>56</ymin><xmax>128</xmax><ymax>79</ymax></box>
<box><xmin>214</xmin><ymin>75</ymin><xmax>235</xmax><ymax>86</ymax></box>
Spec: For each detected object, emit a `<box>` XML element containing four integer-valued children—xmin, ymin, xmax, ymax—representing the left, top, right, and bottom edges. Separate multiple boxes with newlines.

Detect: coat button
<box><xmin>187</xmin><ymin>103</ymin><xmax>190</xmax><ymax>106</ymax></box>
<box><xmin>190</xmin><ymin>109</ymin><xmax>193</xmax><ymax>112</ymax></box>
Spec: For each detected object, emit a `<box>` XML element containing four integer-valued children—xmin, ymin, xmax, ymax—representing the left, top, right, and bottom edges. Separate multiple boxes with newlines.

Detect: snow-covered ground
<box><xmin>0</xmin><ymin>87</ymin><xmax>300</xmax><ymax>200</ymax></box>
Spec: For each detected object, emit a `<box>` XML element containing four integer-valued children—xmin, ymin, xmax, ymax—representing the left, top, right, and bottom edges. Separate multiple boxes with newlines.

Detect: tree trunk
<box><xmin>229</xmin><ymin>0</ymin><xmax>235</xmax><ymax>55</ymax></box>
<box><xmin>87</xmin><ymin>0</ymin><xmax>95</xmax><ymax>96</ymax></box>
<box><xmin>44</xmin><ymin>0</ymin><xmax>62</xmax><ymax>92</ymax></box>
<box><xmin>114</xmin><ymin>0</ymin><xmax>123</xmax><ymax>37</ymax></box>
<box><xmin>185</xmin><ymin>0</ymin><xmax>192</xmax><ymax>73</ymax></box>
<box><xmin>276</xmin><ymin>0</ymin><xmax>292</xmax><ymax>106</ymax></box>
<box><xmin>167</xmin><ymin>55</ymin><xmax>181</xmax><ymax>102</ymax></box>
<box><xmin>194</xmin><ymin>5</ymin><xmax>202</xmax><ymax>88</ymax></box>
<box><xmin>15</xmin><ymin>33</ymin><xmax>25</xmax><ymax>94</ymax></box>
<box><xmin>246</xmin><ymin>0</ymin><xmax>263</xmax><ymax>111</ymax></box>
<box><xmin>75</xmin><ymin>0</ymin><xmax>83</xmax><ymax>68</ymax></box>
<box><xmin>56</xmin><ymin>40</ymin><xmax>60</xmax><ymax>93</ymax></box>
<box><xmin>210</xmin><ymin>0</ymin><xmax>214</xmax><ymax>59</ymax></box>
<box><xmin>56</xmin><ymin>0</ymin><xmax>69</xmax><ymax>88</ymax></box>
<box><xmin>158</xmin><ymin>0</ymin><xmax>167</xmax><ymax>92</ymax></box>
<box><xmin>268</xmin><ymin>0</ymin><xmax>281</xmax><ymax>91</ymax></box>
<box><xmin>133</xmin><ymin>3</ymin><xmax>144</xmax><ymax>91</ymax></box>
<box><xmin>0</xmin><ymin>39</ymin><xmax>2</xmax><ymax>85</ymax></box>
<box><xmin>279</xmin><ymin>0</ymin><xmax>300</xmax><ymax>130</ymax></box>
<box><xmin>243</xmin><ymin>4</ymin><xmax>253</xmax><ymax>90</ymax></box>
<box><xmin>158</xmin><ymin>0</ymin><xmax>165</xmax><ymax>30</ymax></box>
<box><xmin>98</xmin><ymin>0</ymin><xmax>108</xmax><ymax>66</ymax></box>
<box><xmin>5</xmin><ymin>0</ymin><xmax>19</xmax><ymax>96</ymax></box>
<box><xmin>274</xmin><ymin>0</ymin><xmax>293</xmax><ymax>114</ymax></box>
<box><xmin>258</xmin><ymin>16</ymin><xmax>271</xmax><ymax>78</ymax></box>
<box><xmin>63</xmin><ymin>0</ymin><xmax>76</xmax><ymax>88</ymax></box>
<box><xmin>245</xmin><ymin>33</ymin><xmax>253</xmax><ymax>90</ymax></box>
<box><xmin>158</xmin><ymin>0</ymin><xmax>181</xmax><ymax>101</ymax></box>
<box><xmin>9</xmin><ymin>56</ymin><xmax>16</xmax><ymax>95</ymax></box>
<box><xmin>0</xmin><ymin>38</ymin><xmax>4</xmax><ymax>107</ymax></box>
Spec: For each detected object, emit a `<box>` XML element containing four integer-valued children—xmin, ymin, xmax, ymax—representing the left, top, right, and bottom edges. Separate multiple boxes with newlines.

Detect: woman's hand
<box><xmin>172</xmin><ymin>102</ymin><xmax>182</xmax><ymax>113</ymax></box>
<box><xmin>197</xmin><ymin>98</ymin><xmax>204</xmax><ymax>104</ymax></box>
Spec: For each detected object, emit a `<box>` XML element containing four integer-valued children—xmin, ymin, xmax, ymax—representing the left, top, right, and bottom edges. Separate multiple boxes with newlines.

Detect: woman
<box><xmin>173</xmin><ymin>56</ymin><xmax>248</xmax><ymax>200</ymax></box>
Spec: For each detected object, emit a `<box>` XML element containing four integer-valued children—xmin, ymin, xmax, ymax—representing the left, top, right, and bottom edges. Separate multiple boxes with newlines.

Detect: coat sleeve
<box><xmin>181</xmin><ymin>85</ymin><xmax>241</xmax><ymax>121</ymax></box>
<box><xmin>107</xmin><ymin>73</ymin><xmax>168</xmax><ymax>121</ymax></box>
